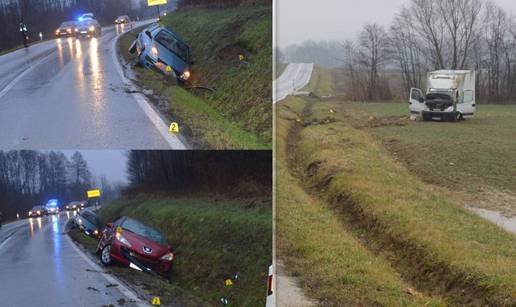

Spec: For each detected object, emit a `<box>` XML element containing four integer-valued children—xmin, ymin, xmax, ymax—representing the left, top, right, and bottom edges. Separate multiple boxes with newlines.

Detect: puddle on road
<box><xmin>470</xmin><ymin>207</ymin><xmax>516</xmax><ymax>234</ymax></box>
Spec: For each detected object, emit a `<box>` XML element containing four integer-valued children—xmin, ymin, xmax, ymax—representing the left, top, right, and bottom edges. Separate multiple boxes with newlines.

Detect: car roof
<box><xmin>31</xmin><ymin>205</ymin><xmax>43</xmax><ymax>210</ymax></box>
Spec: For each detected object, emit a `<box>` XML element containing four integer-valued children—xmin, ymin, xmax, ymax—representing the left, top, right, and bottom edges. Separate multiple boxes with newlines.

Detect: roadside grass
<box><xmin>275</xmin><ymin>63</ymin><xmax>287</xmax><ymax>79</ymax></box>
<box><xmin>301</xmin><ymin>65</ymin><xmax>335</xmax><ymax>97</ymax></box>
<box><xmin>118</xmin><ymin>28</ymin><xmax>268</xmax><ymax>149</ymax></box>
<box><xmin>346</xmin><ymin>101</ymin><xmax>516</xmax><ymax>215</ymax></box>
<box><xmin>276</xmin><ymin>97</ymin><xmax>444</xmax><ymax>306</ymax></box>
<box><xmin>70</xmin><ymin>196</ymin><xmax>272</xmax><ymax>306</ymax></box>
<box><xmin>163</xmin><ymin>5</ymin><xmax>272</xmax><ymax>147</ymax></box>
<box><xmin>293</xmin><ymin>99</ymin><xmax>516</xmax><ymax>305</ymax></box>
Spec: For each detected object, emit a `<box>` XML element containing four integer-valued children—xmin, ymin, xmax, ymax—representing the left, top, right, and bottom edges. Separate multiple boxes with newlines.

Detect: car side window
<box><xmin>411</xmin><ymin>89</ymin><xmax>421</xmax><ymax>100</ymax></box>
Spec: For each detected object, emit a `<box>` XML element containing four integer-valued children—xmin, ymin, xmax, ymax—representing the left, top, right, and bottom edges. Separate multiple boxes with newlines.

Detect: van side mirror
<box><xmin>145</xmin><ymin>30</ymin><xmax>152</xmax><ymax>39</ymax></box>
<box><xmin>106</xmin><ymin>223</ymin><xmax>113</xmax><ymax>228</ymax></box>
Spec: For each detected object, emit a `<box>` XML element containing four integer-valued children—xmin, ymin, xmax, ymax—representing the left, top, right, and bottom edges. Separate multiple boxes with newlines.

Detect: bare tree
<box><xmin>358</xmin><ymin>23</ymin><xmax>390</xmax><ymax>100</ymax></box>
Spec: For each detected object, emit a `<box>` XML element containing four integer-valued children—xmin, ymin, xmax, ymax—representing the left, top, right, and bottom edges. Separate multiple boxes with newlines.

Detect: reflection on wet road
<box><xmin>0</xmin><ymin>212</ymin><xmax>143</xmax><ymax>306</ymax></box>
<box><xmin>0</xmin><ymin>22</ymin><xmax>173</xmax><ymax>149</ymax></box>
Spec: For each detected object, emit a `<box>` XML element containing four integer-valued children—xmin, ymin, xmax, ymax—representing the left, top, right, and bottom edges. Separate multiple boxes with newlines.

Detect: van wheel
<box><xmin>100</xmin><ymin>244</ymin><xmax>112</xmax><ymax>266</ymax></box>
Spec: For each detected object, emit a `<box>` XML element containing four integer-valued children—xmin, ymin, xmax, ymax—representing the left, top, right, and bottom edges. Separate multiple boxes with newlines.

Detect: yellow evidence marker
<box><xmin>224</xmin><ymin>279</ymin><xmax>233</xmax><ymax>287</ymax></box>
<box><xmin>165</xmin><ymin>65</ymin><xmax>172</xmax><ymax>72</ymax></box>
<box><xmin>151</xmin><ymin>296</ymin><xmax>161</xmax><ymax>305</ymax></box>
<box><xmin>169</xmin><ymin>122</ymin><xmax>179</xmax><ymax>134</ymax></box>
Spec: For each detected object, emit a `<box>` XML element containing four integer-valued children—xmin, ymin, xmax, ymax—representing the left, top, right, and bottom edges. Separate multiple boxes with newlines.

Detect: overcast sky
<box><xmin>63</xmin><ymin>150</ymin><xmax>128</xmax><ymax>184</ymax></box>
<box><xmin>277</xmin><ymin>0</ymin><xmax>516</xmax><ymax>48</ymax></box>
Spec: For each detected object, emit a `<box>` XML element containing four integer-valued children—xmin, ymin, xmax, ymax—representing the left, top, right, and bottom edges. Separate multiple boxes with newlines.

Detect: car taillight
<box><xmin>160</xmin><ymin>252</ymin><xmax>174</xmax><ymax>261</ymax></box>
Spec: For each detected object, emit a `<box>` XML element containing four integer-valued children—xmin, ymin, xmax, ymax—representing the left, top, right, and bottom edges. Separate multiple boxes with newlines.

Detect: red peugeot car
<box><xmin>96</xmin><ymin>216</ymin><xmax>174</xmax><ymax>275</ymax></box>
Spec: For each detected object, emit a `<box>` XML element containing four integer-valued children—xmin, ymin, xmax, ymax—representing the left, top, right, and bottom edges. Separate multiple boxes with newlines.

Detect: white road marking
<box><xmin>65</xmin><ymin>235</ymin><xmax>150</xmax><ymax>307</ymax></box>
<box><xmin>0</xmin><ymin>234</ymin><xmax>13</xmax><ymax>250</ymax></box>
<box><xmin>110</xmin><ymin>24</ymin><xmax>187</xmax><ymax>150</ymax></box>
<box><xmin>0</xmin><ymin>52</ymin><xmax>55</xmax><ymax>100</ymax></box>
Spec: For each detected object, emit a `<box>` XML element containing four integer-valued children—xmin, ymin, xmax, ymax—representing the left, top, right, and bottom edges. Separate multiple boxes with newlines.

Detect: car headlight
<box><xmin>67</xmin><ymin>28</ymin><xmax>72</xmax><ymax>33</ymax></box>
<box><xmin>89</xmin><ymin>26</ymin><xmax>95</xmax><ymax>32</ymax></box>
<box><xmin>77</xmin><ymin>218</ymin><xmax>82</xmax><ymax>224</ymax></box>
<box><xmin>75</xmin><ymin>28</ymin><xmax>79</xmax><ymax>32</ymax></box>
<box><xmin>28</xmin><ymin>211</ymin><xmax>32</xmax><ymax>215</ymax></box>
<box><xmin>37</xmin><ymin>211</ymin><xmax>40</xmax><ymax>214</ymax></box>
<box><xmin>160</xmin><ymin>252</ymin><xmax>174</xmax><ymax>261</ymax></box>
<box><xmin>56</xmin><ymin>29</ymin><xmax>59</xmax><ymax>33</ymax></box>
<box><xmin>93</xmin><ymin>230</ymin><xmax>99</xmax><ymax>236</ymax></box>
<box><xmin>150</xmin><ymin>46</ymin><xmax>159</xmax><ymax>58</ymax></box>
<box><xmin>115</xmin><ymin>233</ymin><xmax>132</xmax><ymax>247</ymax></box>
<box><xmin>181</xmin><ymin>70</ymin><xmax>191</xmax><ymax>80</ymax></box>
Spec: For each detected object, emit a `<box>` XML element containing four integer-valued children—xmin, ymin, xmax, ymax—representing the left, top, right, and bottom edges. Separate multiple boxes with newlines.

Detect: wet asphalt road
<box><xmin>0</xmin><ymin>22</ymin><xmax>183</xmax><ymax>149</ymax></box>
<box><xmin>274</xmin><ymin>63</ymin><xmax>314</xmax><ymax>103</ymax></box>
<box><xmin>0</xmin><ymin>212</ymin><xmax>146</xmax><ymax>306</ymax></box>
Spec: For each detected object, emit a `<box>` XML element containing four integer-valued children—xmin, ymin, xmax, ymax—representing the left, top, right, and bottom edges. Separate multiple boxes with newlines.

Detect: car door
<box><xmin>409</xmin><ymin>88</ymin><xmax>425</xmax><ymax>114</ymax></box>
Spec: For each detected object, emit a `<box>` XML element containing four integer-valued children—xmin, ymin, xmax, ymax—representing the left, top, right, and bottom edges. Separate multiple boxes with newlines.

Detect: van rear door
<box><xmin>409</xmin><ymin>88</ymin><xmax>425</xmax><ymax>114</ymax></box>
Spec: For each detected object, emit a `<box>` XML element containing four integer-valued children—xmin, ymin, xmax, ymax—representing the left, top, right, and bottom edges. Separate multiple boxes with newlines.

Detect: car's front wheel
<box><xmin>100</xmin><ymin>244</ymin><xmax>112</xmax><ymax>266</ymax></box>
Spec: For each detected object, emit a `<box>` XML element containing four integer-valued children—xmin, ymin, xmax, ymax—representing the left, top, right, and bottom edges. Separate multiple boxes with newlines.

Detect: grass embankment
<box><xmin>301</xmin><ymin>65</ymin><xmax>335</xmax><ymax>97</ymax></box>
<box><xmin>344</xmin><ymin>101</ymin><xmax>516</xmax><ymax>216</ymax></box>
<box><xmin>119</xmin><ymin>5</ymin><xmax>272</xmax><ymax>149</ymax></box>
<box><xmin>284</xmin><ymin>96</ymin><xmax>516</xmax><ymax>305</ymax></box>
<box><xmin>70</xmin><ymin>196</ymin><xmax>272</xmax><ymax>306</ymax></box>
<box><xmin>276</xmin><ymin>97</ymin><xmax>444</xmax><ymax>306</ymax></box>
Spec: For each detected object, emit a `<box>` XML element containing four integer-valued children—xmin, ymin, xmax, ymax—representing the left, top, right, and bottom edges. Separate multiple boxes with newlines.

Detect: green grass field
<box><xmin>277</xmin><ymin>68</ymin><xmax>516</xmax><ymax>304</ymax></box>
<box><xmin>276</xmin><ymin>97</ymin><xmax>444</xmax><ymax>306</ymax></box>
<box><xmin>118</xmin><ymin>5</ymin><xmax>272</xmax><ymax>149</ymax></box>
<box><xmin>70</xmin><ymin>196</ymin><xmax>272</xmax><ymax>306</ymax></box>
<box><xmin>344</xmin><ymin>101</ymin><xmax>516</xmax><ymax>216</ymax></box>
<box><xmin>301</xmin><ymin>65</ymin><xmax>335</xmax><ymax>97</ymax></box>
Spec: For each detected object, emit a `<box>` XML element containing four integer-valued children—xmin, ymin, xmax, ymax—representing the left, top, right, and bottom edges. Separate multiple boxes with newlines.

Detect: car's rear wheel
<box><xmin>100</xmin><ymin>244</ymin><xmax>112</xmax><ymax>265</ymax></box>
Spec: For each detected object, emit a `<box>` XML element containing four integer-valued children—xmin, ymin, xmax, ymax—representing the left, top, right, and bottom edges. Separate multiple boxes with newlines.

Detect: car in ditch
<box><xmin>129</xmin><ymin>23</ymin><xmax>192</xmax><ymax>84</ymax></box>
<box><xmin>55</xmin><ymin>21</ymin><xmax>76</xmax><ymax>37</ymax></box>
<box><xmin>28</xmin><ymin>206</ymin><xmax>47</xmax><ymax>218</ymax></box>
<box><xmin>96</xmin><ymin>216</ymin><xmax>174</xmax><ymax>275</ymax></box>
<box><xmin>73</xmin><ymin>209</ymin><xmax>101</xmax><ymax>238</ymax></box>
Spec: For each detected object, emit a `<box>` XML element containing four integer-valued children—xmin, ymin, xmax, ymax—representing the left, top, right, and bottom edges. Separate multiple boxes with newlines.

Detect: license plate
<box><xmin>80</xmin><ymin>31</ymin><xmax>87</xmax><ymax>34</ymax></box>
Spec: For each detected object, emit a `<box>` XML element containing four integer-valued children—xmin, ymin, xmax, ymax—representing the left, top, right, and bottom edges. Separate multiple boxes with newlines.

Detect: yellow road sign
<box><xmin>148</xmin><ymin>0</ymin><xmax>167</xmax><ymax>6</ymax></box>
<box><xmin>87</xmin><ymin>189</ymin><xmax>101</xmax><ymax>198</ymax></box>
<box><xmin>169</xmin><ymin>122</ymin><xmax>179</xmax><ymax>133</ymax></box>
<box><xmin>151</xmin><ymin>297</ymin><xmax>161</xmax><ymax>305</ymax></box>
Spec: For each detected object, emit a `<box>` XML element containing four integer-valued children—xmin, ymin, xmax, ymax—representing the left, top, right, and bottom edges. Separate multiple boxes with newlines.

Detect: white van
<box><xmin>409</xmin><ymin>70</ymin><xmax>476</xmax><ymax>121</ymax></box>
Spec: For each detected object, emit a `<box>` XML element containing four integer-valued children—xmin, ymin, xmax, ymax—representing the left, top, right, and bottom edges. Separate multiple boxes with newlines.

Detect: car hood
<box><xmin>155</xmin><ymin>43</ymin><xmax>189</xmax><ymax>74</ymax></box>
<box><xmin>122</xmin><ymin>230</ymin><xmax>170</xmax><ymax>258</ymax></box>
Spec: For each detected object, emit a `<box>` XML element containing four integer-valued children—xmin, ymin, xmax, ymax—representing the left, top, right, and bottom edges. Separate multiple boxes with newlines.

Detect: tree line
<box><xmin>177</xmin><ymin>0</ymin><xmax>270</xmax><ymax>9</ymax></box>
<box><xmin>126</xmin><ymin>150</ymin><xmax>272</xmax><ymax>197</ymax></box>
<box><xmin>0</xmin><ymin>151</ymin><xmax>95</xmax><ymax>219</ymax></box>
<box><xmin>283</xmin><ymin>0</ymin><xmax>516</xmax><ymax>103</ymax></box>
<box><xmin>0</xmin><ymin>0</ymin><xmax>150</xmax><ymax>51</ymax></box>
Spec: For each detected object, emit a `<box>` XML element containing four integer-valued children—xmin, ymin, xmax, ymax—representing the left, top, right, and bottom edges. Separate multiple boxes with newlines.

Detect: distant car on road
<box><xmin>65</xmin><ymin>201</ymin><xmax>87</xmax><ymax>211</ymax></box>
<box><xmin>129</xmin><ymin>24</ymin><xmax>192</xmax><ymax>84</ymax></box>
<box><xmin>115</xmin><ymin>15</ymin><xmax>131</xmax><ymax>24</ymax></box>
<box><xmin>55</xmin><ymin>21</ymin><xmax>76</xmax><ymax>37</ymax></box>
<box><xmin>45</xmin><ymin>199</ymin><xmax>60</xmax><ymax>215</ymax></box>
<box><xmin>74</xmin><ymin>209</ymin><xmax>101</xmax><ymax>238</ymax></box>
<box><xmin>74</xmin><ymin>19</ymin><xmax>101</xmax><ymax>38</ymax></box>
<box><xmin>97</xmin><ymin>216</ymin><xmax>174</xmax><ymax>275</ymax></box>
<box><xmin>28</xmin><ymin>206</ymin><xmax>47</xmax><ymax>218</ymax></box>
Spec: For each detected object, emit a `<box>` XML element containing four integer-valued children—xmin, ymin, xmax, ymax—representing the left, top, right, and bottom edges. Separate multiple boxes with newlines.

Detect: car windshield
<box><xmin>81</xmin><ymin>211</ymin><xmax>99</xmax><ymax>225</ymax></box>
<box><xmin>60</xmin><ymin>22</ymin><xmax>74</xmax><ymax>27</ymax></box>
<box><xmin>31</xmin><ymin>206</ymin><xmax>42</xmax><ymax>211</ymax></box>
<box><xmin>122</xmin><ymin>218</ymin><xmax>167</xmax><ymax>245</ymax></box>
<box><xmin>154</xmin><ymin>30</ymin><xmax>189</xmax><ymax>62</ymax></box>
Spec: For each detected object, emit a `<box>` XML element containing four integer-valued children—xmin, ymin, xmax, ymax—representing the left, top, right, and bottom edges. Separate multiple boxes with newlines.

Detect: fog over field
<box><xmin>277</xmin><ymin>0</ymin><xmax>516</xmax><ymax>47</ymax></box>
